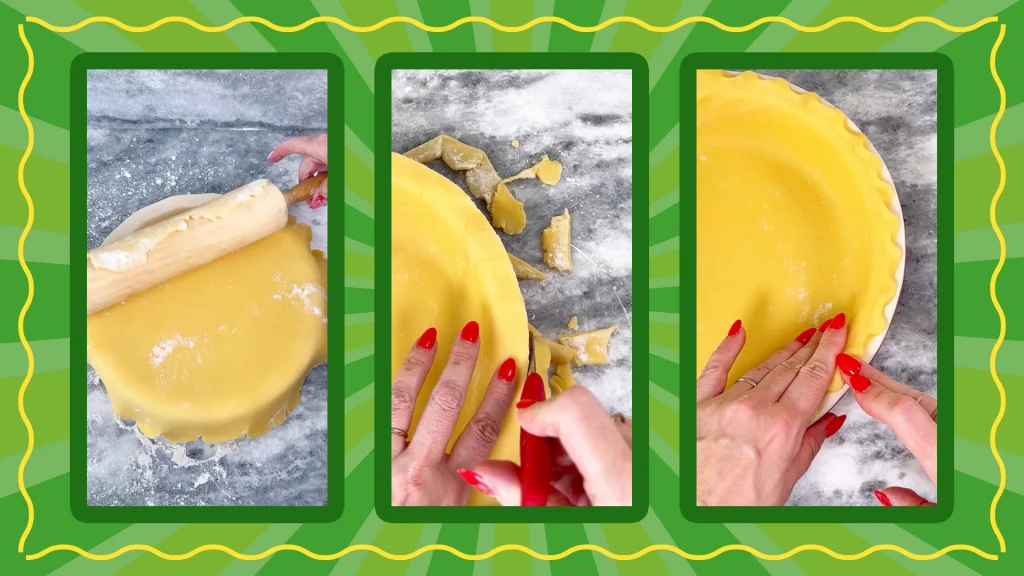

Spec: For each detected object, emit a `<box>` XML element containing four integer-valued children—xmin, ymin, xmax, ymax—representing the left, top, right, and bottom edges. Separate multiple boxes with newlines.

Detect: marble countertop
<box><xmin>86</xmin><ymin>69</ymin><xmax>328</xmax><ymax>506</ymax></box>
<box><xmin>392</xmin><ymin>69</ymin><xmax>634</xmax><ymax>419</ymax></box>
<box><xmin>751</xmin><ymin>70</ymin><xmax>939</xmax><ymax>506</ymax></box>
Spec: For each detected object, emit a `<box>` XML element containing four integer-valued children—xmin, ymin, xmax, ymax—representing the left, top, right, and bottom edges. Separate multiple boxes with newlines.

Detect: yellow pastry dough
<box><xmin>543</xmin><ymin>338</ymin><xmax>575</xmax><ymax>365</ymax></box>
<box><xmin>392</xmin><ymin>153</ymin><xmax>528</xmax><ymax>506</ymax></box>
<box><xmin>404</xmin><ymin>135</ymin><xmax>501</xmax><ymax>207</ymax></box>
<box><xmin>533</xmin><ymin>335</ymin><xmax>553</xmax><ymax>397</ymax></box>
<box><xmin>87</xmin><ymin>207</ymin><xmax>327</xmax><ymax>443</ymax></box>
<box><xmin>568</xmin><ymin>316</ymin><xmax>579</xmax><ymax>330</ymax></box>
<box><xmin>509</xmin><ymin>253</ymin><xmax>546</xmax><ymax>280</ymax></box>
<box><xmin>490</xmin><ymin>182</ymin><xmax>527</xmax><ymax>234</ymax></box>
<box><xmin>505</xmin><ymin>154</ymin><xmax>563</xmax><ymax>186</ymax></box>
<box><xmin>528</xmin><ymin>324</ymin><xmax>543</xmax><ymax>339</ymax></box>
<box><xmin>559</xmin><ymin>326</ymin><xmax>617</xmax><ymax>366</ymax></box>
<box><xmin>405</xmin><ymin>136</ymin><xmax>562</xmax><ymax>236</ymax></box>
<box><xmin>542</xmin><ymin>209</ymin><xmax>572</xmax><ymax>272</ymax></box>
<box><xmin>554</xmin><ymin>363</ymin><xmax>576</xmax><ymax>389</ymax></box>
<box><xmin>696</xmin><ymin>70</ymin><xmax>902</xmax><ymax>395</ymax></box>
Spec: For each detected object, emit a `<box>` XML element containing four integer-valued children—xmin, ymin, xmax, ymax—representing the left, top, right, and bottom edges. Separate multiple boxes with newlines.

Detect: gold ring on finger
<box><xmin>736</xmin><ymin>377</ymin><xmax>758</xmax><ymax>389</ymax></box>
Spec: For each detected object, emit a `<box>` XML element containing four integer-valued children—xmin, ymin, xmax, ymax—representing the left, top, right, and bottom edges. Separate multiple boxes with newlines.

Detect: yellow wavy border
<box><xmin>25</xmin><ymin>14</ymin><xmax>997</xmax><ymax>34</ymax></box>
<box><xmin>24</xmin><ymin>542</ymin><xmax>998</xmax><ymax>562</ymax></box>
<box><xmin>986</xmin><ymin>23</ymin><xmax>1008</xmax><ymax>554</ymax></box>
<box><xmin>14</xmin><ymin>13</ymin><xmax>1007</xmax><ymax>564</ymax></box>
<box><xmin>15</xmin><ymin>23</ymin><xmax>36</xmax><ymax>555</ymax></box>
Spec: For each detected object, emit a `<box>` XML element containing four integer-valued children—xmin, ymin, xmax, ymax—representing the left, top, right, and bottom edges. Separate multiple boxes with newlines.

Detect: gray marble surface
<box><xmin>392</xmin><ymin>70</ymin><xmax>634</xmax><ymax>419</ymax></box>
<box><xmin>86</xmin><ymin>69</ymin><xmax>329</xmax><ymax>506</ymax></box>
<box><xmin>747</xmin><ymin>70</ymin><xmax>938</xmax><ymax>506</ymax></box>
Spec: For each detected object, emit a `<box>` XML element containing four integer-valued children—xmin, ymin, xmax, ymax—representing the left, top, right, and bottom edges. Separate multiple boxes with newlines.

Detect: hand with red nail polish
<box><xmin>390</xmin><ymin>322</ymin><xmax>522</xmax><ymax>506</ymax></box>
<box><xmin>835</xmin><ymin>353</ymin><xmax>938</xmax><ymax>497</ymax></box>
<box><xmin>462</xmin><ymin>383</ymin><xmax>633</xmax><ymax>507</ymax></box>
<box><xmin>695</xmin><ymin>315</ymin><xmax>852</xmax><ymax>506</ymax></box>
<box><xmin>268</xmin><ymin>133</ymin><xmax>329</xmax><ymax>209</ymax></box>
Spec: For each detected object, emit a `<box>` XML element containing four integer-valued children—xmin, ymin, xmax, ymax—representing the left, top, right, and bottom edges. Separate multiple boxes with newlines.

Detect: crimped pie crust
<box><xmin>696</xmin><ymin>70</ymin><xmax>904</xmax><ymax>416</ymax></box>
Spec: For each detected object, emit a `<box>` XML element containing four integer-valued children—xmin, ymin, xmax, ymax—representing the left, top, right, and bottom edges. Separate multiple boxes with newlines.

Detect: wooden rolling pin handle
<box><xmin>281</xmin><ymin>172</ymin><xmax>327</xmax><ymax>205</ymax></box>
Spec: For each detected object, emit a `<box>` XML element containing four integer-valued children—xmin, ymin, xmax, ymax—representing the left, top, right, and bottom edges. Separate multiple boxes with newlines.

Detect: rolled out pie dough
<box><xmin>87</xmin><ymin>194</ymin><xmax>327</xmax><ymax>443</ymax></box>
<box><xmin>697</xmin><ymin>70</ymin><xmax>903</xmax><ymax>413</ymax></box>
<box><xmin>392</xmin><ymin>153</ymin><xmax>529</xmax><ymax>506</ymax></box>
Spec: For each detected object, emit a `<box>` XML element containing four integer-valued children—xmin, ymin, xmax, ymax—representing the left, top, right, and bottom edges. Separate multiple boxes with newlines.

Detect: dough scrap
<box><xmin>542</xmin><ymin>209</ymin><xmax>572</xmax><ymax>272</ymax></box>
<box><xmin>490</xmin><ymin>182</ymin><xmax>527</xmax><ymax>234</ymax></box>
<box><xmin>509</xmin><ymin>253</ymin><xmax>546</xmax><ymax>280</ymax></box>
<box><xmin>696</xmin><ymin>70</ymin><xmax>902</xmax><ymax>395</ymax></box>
<box><xmin>543</xmin><ymin>338</ymin><xmax>575</xmax><ymax>365</ymax></box>
<box><xmin>559</xmin><ymin>325</ymin><xmax>617</xmax><ymax>367</ymax></box>
<box><xmin>505</xmin><ymin>154</ymin><xmax>563</xmax><ymax>186</ymax></box>
<box><xmin>88</xmin><ymin>211</ymin><xmax>327</xmax><ymax>444</ymax></box>
<box><xmin>406</xmin><ymin>136</ymin><xmax>563</xmax><ymax>237</ymax></box>
<box><xmin>567</xmin><ymin>316</ymin><xmax>578</xmax><ymax>330</ymax></box>
<box><xmin>392</xmin><ymin>153</ymin><xmax>528</xmax><ymax>506</ymax></box>
<box><xmin>554</xmin><ymin>363</ymin><xmax>575</xmax><ymax>389</ymax></box>
<box><xmin>533</xmin><ymin>335</ymin><xmax>553</xmax><ymax>397</ymax></box>
<box><xmin>511</xmin><ymin>139</ymin><xmax>520</xmax><ymax>149</ymax></box>
<box><xmin>405</xmin><ymin>135</ymin><xmax>502</xmax><ymax>207</ymax></box>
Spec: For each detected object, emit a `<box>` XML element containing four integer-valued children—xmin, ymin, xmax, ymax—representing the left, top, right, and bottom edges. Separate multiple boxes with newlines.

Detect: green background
<box><xmin>0</xmin><ymin>0</ymin><xmax>1021</xmax><ymax>574</ymax></box>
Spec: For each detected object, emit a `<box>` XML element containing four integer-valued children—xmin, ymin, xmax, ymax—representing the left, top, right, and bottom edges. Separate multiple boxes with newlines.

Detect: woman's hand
<box><xmin>696</xmin><ymin>315</ymin><xmax>850</xmax><ymax>506</ymax></box>
<box><xmin>391</xmin><ymin>321</ymin><xmax>519</xmax><ymax>506</ymax></box>
<box><xmin>268</xmin><ymin>133</ymin><xmax>328</xmax><ymax>209</ymax></box>
<box><xmin>835</xmin><ymin>353</ymin><xmax>937</xmax><ymax>506</ymax></box>
<box><xmin>458</xmin><ymin>385</ymin><xmax>633</xmax><ymax>506</ymax></box>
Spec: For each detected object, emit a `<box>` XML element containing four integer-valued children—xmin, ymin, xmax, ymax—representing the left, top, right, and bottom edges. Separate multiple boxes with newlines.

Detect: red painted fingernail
<box><xmin>830</xmin><ymin>313</ymin><xmax>846</xmax><ymax>330</ymax></box>
<box><xmin>818</xmin><ymin>317</ymin><xmax>832</xmax><ymax>332</ymax></box>
<box><xmin>874</xmin><ymin>490</ymin><xmax>892</xmax><ymax>507</ymax></box>
<box><xmin>307</xmin><ymin>192</ymin><xmax>326</xmax><ymax>209</ymax></box>
<box><xmin>498</xmin><ymin>357</ymin><xmax>516</xmax><ymax>382</ymax></box>
<box><xmin>850</xmin><ymin>374</ymin><xmax>872</xmax><ymax>392</ymax></box>
<box><xmin>417</xmin><ymin>327</ymin><xmax>437</xmax><ymax>349</ymax></box>
<box><xmin>460</xmin><ymin>320</ymin><xmax>480</xmax><ymax>343</ymax></box>
<box><xmin>835</xmin><ymin>353</ymin><xmax>861</xmax><ymax>377</ymax></box>
<box><xmin>795</xmin><ymin>327</ymin><xmax>816</xmax><ymax>345</ymax></box>
<box><xmin>457</xmin><ymin>469</ymin><xmax>494</xmax><ymax>496</ymax></box>
<box><xmin>516</xmin><ymin>399</ymin><xmax>536</xmax><ymax>409</ymax></box>
<box><xmin>728</xmin><ymin>319</ymin><xmax>742</xmax><ymax>336</ymax></box>
<box><xmin>824</xmin><ymin>413</ymin><xmax>847</xmax><ymax>438</ymax></box>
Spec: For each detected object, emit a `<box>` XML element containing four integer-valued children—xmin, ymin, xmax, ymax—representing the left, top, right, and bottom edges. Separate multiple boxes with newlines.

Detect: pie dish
<box><xmin>696</xmin><ymin>70</ymin><xmax>905</xmax><ymax>420</ymax></box>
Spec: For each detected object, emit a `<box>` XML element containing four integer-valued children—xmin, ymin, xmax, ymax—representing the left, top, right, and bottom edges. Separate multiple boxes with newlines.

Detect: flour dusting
<box><xmin>150</xmin><ymin>334</ymin><xmax>197</xmax><ymax>366</ymax></box>
<box><xmin>274</xmin><ymin>282</ymin><xmax>326</xmax><ymax>317</ymax></box>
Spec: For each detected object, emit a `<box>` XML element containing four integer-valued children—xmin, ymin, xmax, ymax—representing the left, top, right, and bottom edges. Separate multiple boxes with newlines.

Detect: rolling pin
<box><xmin>87</xmin><ymin>173</ymin><xmax>327</xmax><ymax>316</ymax></box>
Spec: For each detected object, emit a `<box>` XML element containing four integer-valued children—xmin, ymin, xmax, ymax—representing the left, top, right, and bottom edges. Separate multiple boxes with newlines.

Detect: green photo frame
<box><xmin>374</xmin><ymin>52</ymin><xmax>650</xmax><ymax>523</ymax></box>
<box><xmin>678</xmin><ymin>52</ymin><xmax>954</xmax><ymax>523</ymax></box>
<box><xmin>69</xmin><ymin>52</ymin><xmax>346</xmax><ymax>524</ymax></box>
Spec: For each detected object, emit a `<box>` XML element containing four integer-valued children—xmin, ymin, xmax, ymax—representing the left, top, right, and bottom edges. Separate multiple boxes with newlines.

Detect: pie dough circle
<box><xmin>696</xmin><ymin>70</ymin><xmax>904</xmax><ymax>418</ymax></box>
<box><xmin>391</xmin><ymin>153</ymin><xmax>529</xmax><ymax>506</ymax></box>
<box><xmin>88</xmin><ymin>195</ymin><xmax>328</xmax><ymax>443</ymax></box>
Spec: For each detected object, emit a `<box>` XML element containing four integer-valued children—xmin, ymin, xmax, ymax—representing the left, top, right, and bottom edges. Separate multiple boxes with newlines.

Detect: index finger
<box><xmin>517</xmin><ymin>386</ymin><xmax>632</xmax><ymax>506</ymax></box>
<box><xmin>267</xmin><ymin>135</ymin><xmax>327</xmax><ymax>164</ymax></box>
<box><xmin>778</xmin><ymin>313</ymin><xmax>849</xmax><ymax>416</ymax></box>
<box><xmin>406</xmin><ymin>321</ymin><xmax>481</xmax><ymax>462</ymax></box>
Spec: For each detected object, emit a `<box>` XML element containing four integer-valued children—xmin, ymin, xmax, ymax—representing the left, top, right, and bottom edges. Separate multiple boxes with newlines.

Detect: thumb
<box><xmin>874</xmin><ymin>486</ymin><xmax>935</xmax><ymax>507</ymax></box>
<box><xmin>459</xmin><ymin>460</ymin><xmax>570</xmax><ymax>507</ymax></box>
<box><xmin>306</xmin><ymin>178</ymin><xmax>328</xmax><ymax>209</ymax></box>
<box><xmin>786</xmin><ymin>413</ymin><xmax>844</xmax><ymax>488</ymax></box>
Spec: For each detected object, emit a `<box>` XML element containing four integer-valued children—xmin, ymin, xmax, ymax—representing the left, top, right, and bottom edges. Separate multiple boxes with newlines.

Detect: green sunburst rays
<box><xmin>633</xmin><ymin>2</ymin><xmax>1020</xmax><ymax>569</ymax></box>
